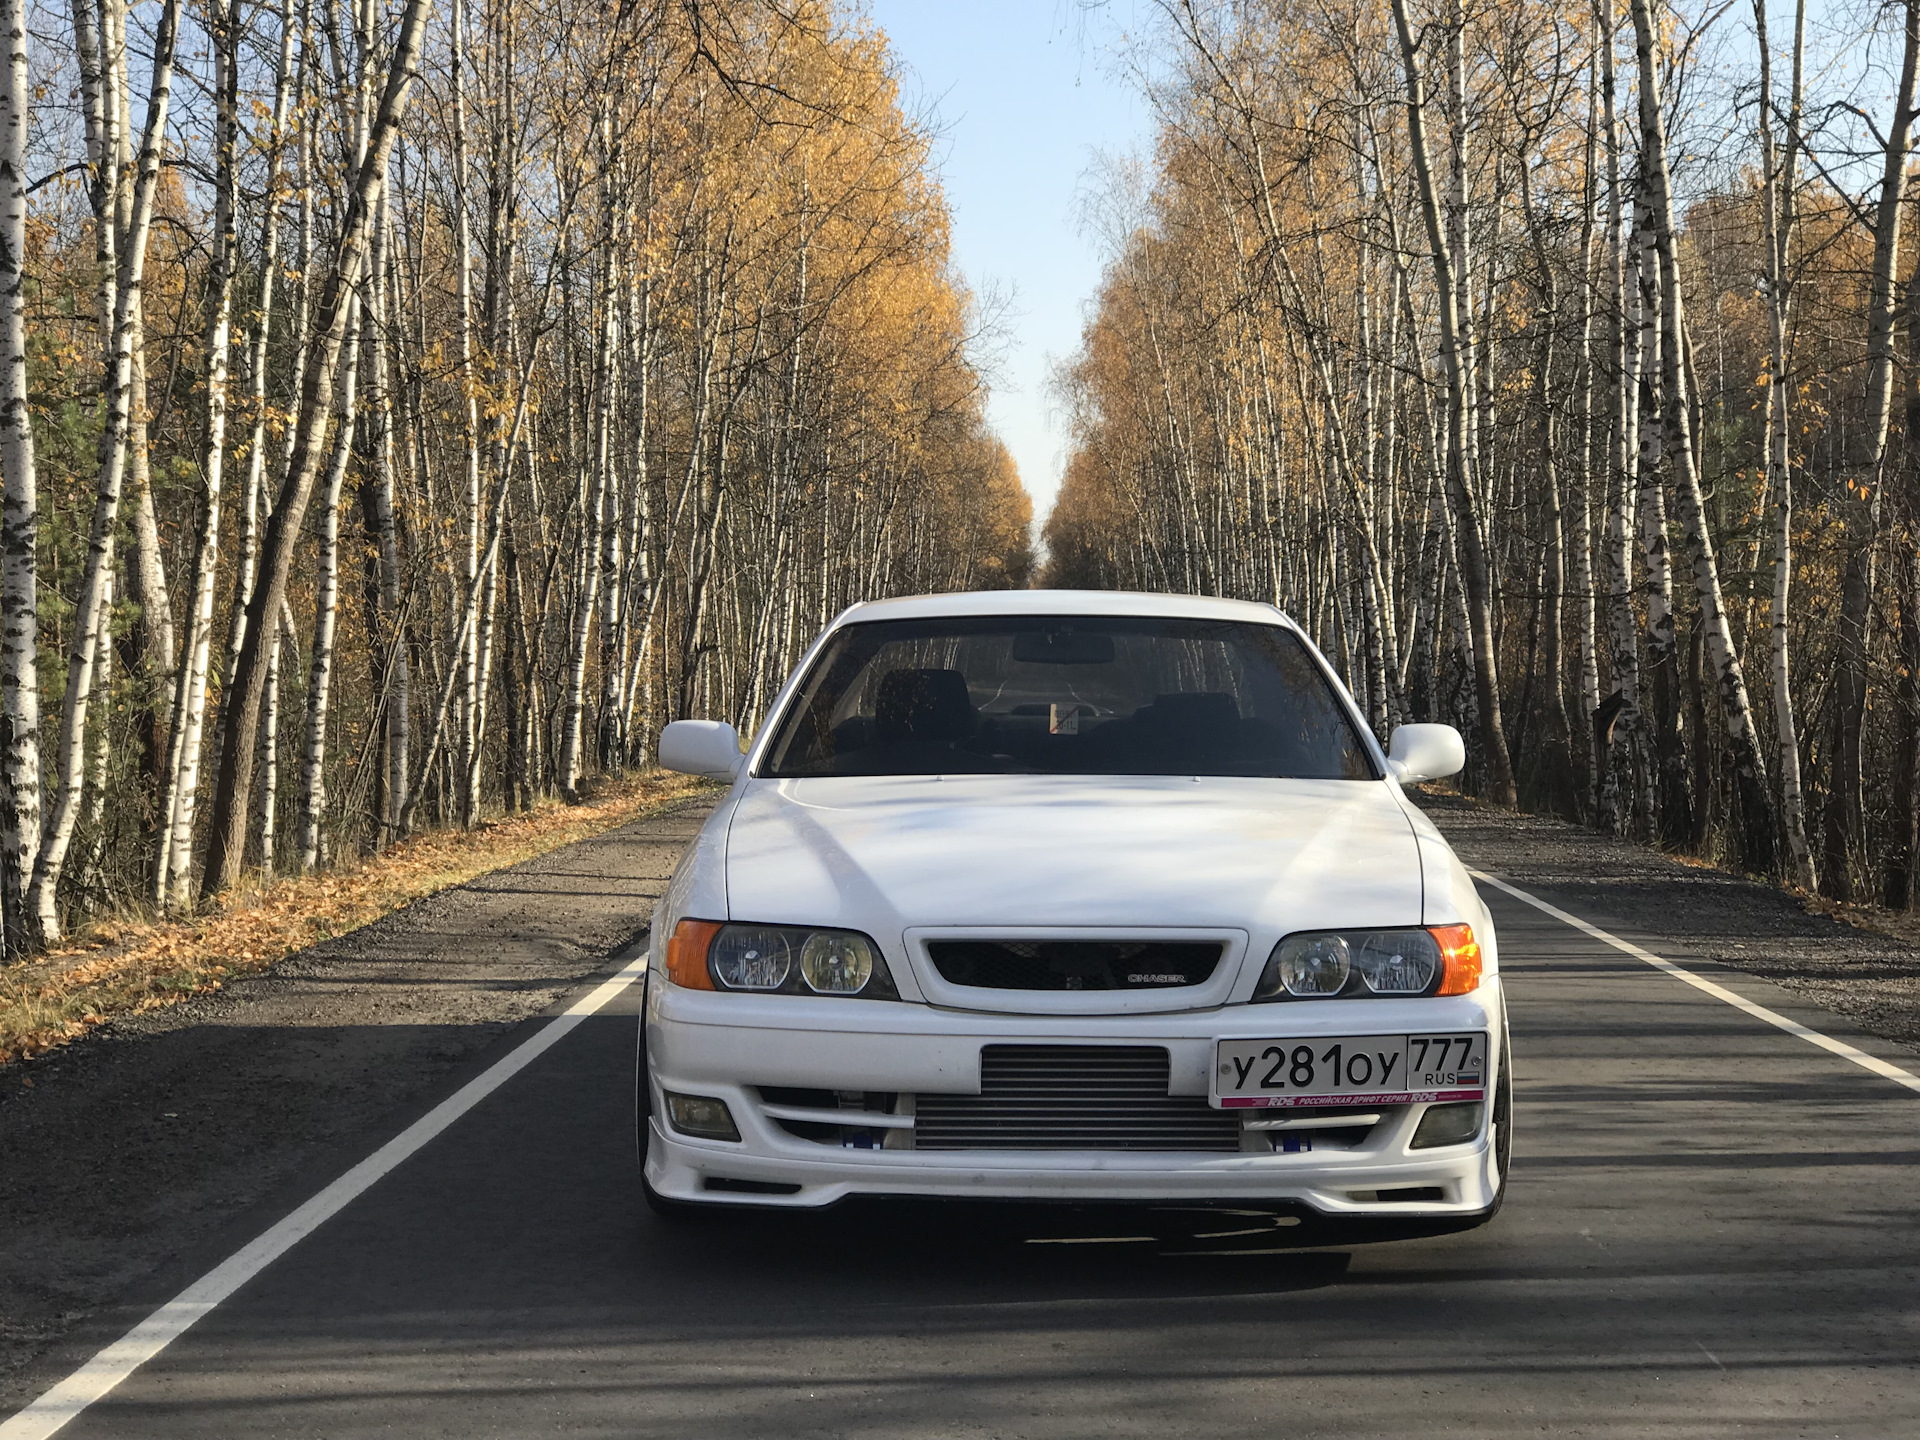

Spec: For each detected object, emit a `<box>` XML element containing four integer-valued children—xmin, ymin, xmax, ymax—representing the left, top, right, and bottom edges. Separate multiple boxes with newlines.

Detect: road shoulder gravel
<box><xmin>0</xmin><ymin>797</ymin><xmax>715</xmax><ymax>1406</ymax></box>
<box><xmin>1417</xmin><ymin>788</ymin><xmax>1920</xmax><ymax>1055</ymax></box>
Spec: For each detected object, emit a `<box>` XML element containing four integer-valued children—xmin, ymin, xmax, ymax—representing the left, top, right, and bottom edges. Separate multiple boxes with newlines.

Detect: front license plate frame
<box><xmin>1212</xmin><ymin>1032</ymin><xmax>1489</xmax><ymax>1109</ymax></box>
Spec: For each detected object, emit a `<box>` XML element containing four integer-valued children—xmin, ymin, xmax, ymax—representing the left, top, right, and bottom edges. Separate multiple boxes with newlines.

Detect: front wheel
<box><xmin>1482</xmin><ymin>1028</ymin><xmax>1514</xmax><ymax>1218</ymax></box>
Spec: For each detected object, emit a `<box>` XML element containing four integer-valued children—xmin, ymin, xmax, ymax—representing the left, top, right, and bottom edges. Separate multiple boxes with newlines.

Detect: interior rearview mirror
<box><xmin>1010</xmin><ymin>629</ymin><xmax>1117</xmax><ymax>665</ymax></box>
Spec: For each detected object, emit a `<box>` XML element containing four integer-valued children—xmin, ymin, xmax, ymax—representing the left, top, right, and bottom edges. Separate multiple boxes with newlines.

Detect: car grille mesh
<box><xmin>926</xmin><ymin>940</ymin><xmax>1222</xmax><ymax>991</ymax></box>
<box><xmin>913</xmin><ymin>1045</ymin><xmax>1241</xmax><ymax>1152</ymax></box>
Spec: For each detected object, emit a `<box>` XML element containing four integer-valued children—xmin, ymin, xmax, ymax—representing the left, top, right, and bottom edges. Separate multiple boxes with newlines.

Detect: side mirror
<box><xmin>659</xmin><ymin>719</ymin><xmax>745</xmax><ymax>780</ymax></box>
<box><xmin>1387</xmin><ymin>723</ymin><xmax>1465</xmax><ymax>784</ymax></box>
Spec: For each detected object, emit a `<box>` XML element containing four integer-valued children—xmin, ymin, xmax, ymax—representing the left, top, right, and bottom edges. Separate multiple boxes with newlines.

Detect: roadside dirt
<box><xmin>1418</xmin><ymin>789</ymin><xmax>1920</xmax><ymax>1055</ymax></box>
<box><xmin>0</xmin><ymin>797</ymin><xmax>715</xmax><ymax>1403</ymax></box>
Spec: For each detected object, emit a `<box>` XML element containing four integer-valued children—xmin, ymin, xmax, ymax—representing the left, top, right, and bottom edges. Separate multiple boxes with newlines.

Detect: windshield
<box><xmin>760</xmin><ymin>615</ymin><xmax>1377</xmax><ymax>780</ymax></box>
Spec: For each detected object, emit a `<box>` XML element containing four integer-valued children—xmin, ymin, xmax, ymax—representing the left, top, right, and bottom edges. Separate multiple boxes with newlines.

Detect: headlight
<box><xmin>1254</xmin><ymin>925</ymin><xmax>1481</xmax><ymax>1000</ymax></box>
<box><xmin>1353</xmin><ymin>930</ymin><xmax>1439</xmax><ymax>993</ymax></box>
<box><xmin>1271</xmin><ymin>933</ymin><xmax>1352</xmax><ymax>996</ymax></box>
<box><xmin>665</xmin><ymin>919</ymin><xmax>899</xmax><ymax>999</ymax></box>
<box><xmin>800</xmin><ymin>931</ymin><xmax>876</xmax><ymax>993</ymax></box>
<box><xmin>711</xmin><ymin>926</ymin><xmax>795</xmax><ymax>990</ymax></box>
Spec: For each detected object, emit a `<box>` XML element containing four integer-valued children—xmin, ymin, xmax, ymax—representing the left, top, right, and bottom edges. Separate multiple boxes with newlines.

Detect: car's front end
<box><xmin>640</xmin><ymin>592</ymin><xmax>1509</xmax><ymax>1233</ymax></box>
<box><xmin>645</xmin><ymin>960</ymin><xmax>1505</xmax><ymax>1222</ymax></box>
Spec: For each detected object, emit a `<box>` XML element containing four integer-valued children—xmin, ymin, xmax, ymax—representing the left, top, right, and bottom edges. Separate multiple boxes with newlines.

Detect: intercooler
<box><xmin>911</xmin><ymin>1044</ymin><xmax>1241</xmax><ymax>1152</ymax></box>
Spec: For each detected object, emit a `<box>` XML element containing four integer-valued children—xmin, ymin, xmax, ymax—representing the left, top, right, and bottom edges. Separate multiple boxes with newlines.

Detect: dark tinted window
<box><xmin>761</xmin><ymin>615</ymin><xmax>1376</xmax><ymax>780</ymax></box>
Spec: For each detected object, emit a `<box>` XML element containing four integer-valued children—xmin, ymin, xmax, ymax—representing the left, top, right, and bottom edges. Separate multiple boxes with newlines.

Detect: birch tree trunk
<box><xmin>1823</xmin><ymin>0</ymin><xmax>1918</xmax><ymax>898</ymax></box>
<box><xmin>78</xmin><ymin>568</ymin><xmax>114</xmax><ymax>901</ymax></box>
<box><xmin>28</xmin><ymin>0</ymin><xmax>179</xmax><ymax>941</ymax></box>
<box><xmin>297</xmin><ymin>297</ymin><xmax>363</xmax><ymax>872</ymax></box>
<box><xmin>201</xmin><ymin>0</ymin><xmax>432</xmax><ymax>899</ymax></box>
<box><xmin>1756</xmin><ymin>0</ymin><xmax>1815</xmax><ymax>890</ymax></box>
<box><xmin>1571</xmin><ymin>74</ymin><xmax>1603</xmax><ymax>814</ymax></box>
<box><xmin>557</xmin><ymin>202</ymin><xmax>618</xmax><ymax>798</ymax></box>
<box><xmin>155</xmin><ymin>0</ymin><xmax>243</xmax><ymax>908</ymax></box>
<box><xmin>1629</xmin><ymin>0</ymin><xmax>1777</xmax><ymax>874</ymax></box>
<box><xmin>1390</xmin><ymin>0</ymin><xmax>1515</xmax><ymax>803</ymax></box>
<box><xmin>0</xmin><ymin>0</ymin><xmax>40</xmax><ymax>952</ymax></box>
<box><xmin>1517</xmin><ymin>157</ymin><xmax>1576</xmax><ymax>815</ymax></box>
<box><xmin>1597</xmin><ymin>2</ymin><xmax>1642</xmax><ymax>833</ymax></box>
<box><xmin>1894</xmin><ymin>256</ymin><xmax>1920</xmax><ymax>906</ymax></box>
<box><xmin>1634</xmin><ymin>206</ymin><xmax>1691</xmax><ymax>843</ymax></box>
<box><xmin>450</xmin><ymin>0</ymin><xmax>485</xmax><ymax>825</ymax></box>
<box><xmin>226</xmin><ymin>10</ymin><xmax>314</xmax><ymax>703</ymax></box>
<box><xmin>121</xmin><ymin>342</ymin><xmax>174</xmax><ymax>804</ymax></box>
<box><xmin>296</xmin><ymin>0</ymin><xmax>376</xmax><ymax>872</ymax></box>
<box><xmin>365</xmin><ymin>185</ymin><xmax>408</xmax><ymax>844</ymax></box>
<box><xmin>258</xmin><ymin>602</ymin><xmax>294</xmax><ymax>876</ymax></box>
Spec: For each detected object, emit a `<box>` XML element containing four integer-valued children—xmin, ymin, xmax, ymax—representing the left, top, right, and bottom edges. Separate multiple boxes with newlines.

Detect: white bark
<box><xmin>296</xmin><ymin>296</ymin><xmax>362</xmax><ymax>873</ymax></box>
<box><xmin>1756</xmin><ymin>0</ymin><xmax>1815</xmax><ymax>890</ymax></box>
<box><xmin>297</xmin><ymin>0</ymin><xmax>377</xmax><ymax>871</ymax></box>
<box><xmin>0</xmin><ymin>0</ymin><xmax>41</xmax><ymax>951</ymax></box>
<box><xmin>258</xmin><ymin>602</ymin><xmax>293</xmax><ymax>876</ymax></box>
<box><xmin>1629</xmin><ymin>0</ymin><xmax>1776</xmax><ymax>872</ymax></box>
<box><xmin>78</xmin><ymin>568</ymin><xmax>114</xmax><ymax>902</ymax></box>
<box><xmin>1596</xmin><ymin>3</ymin><xmax>1641</xmax><ymax>832</ymax></box>
<box><xmin>451</xmin><ymin>0</ymin><xmax>483</xmax><ymax>824</ymax></box>
<box><xmin>1389</xmin><ymin>0</ymin><xmax>1515</xmax><ymax>802</ymax></box>
<box><xmin>201</xmin><ymin>0</ymin><xmax>431</xmax><ymax>898</ymax></box>
<box><xmin>367</xmin><ymin>184</ymin><xmax>407</xmax><ymax>841</ymax></box>
<box><xmin>558</xmin><ymin>199</ymin><xmax>618</xmax><ymax>797</ymax></box>
<box><xmin>28</xmin><ymin>0</ymin><xmax>179</xmax><ymax>941</ymax></box>
<box><xmin>227</xmin><ymin>14</ymin><xmax>315</xmax><ymax>698</ymax></box>
<box><xmin>1572</xmin><ymin>68</ymin><xmax>1603</xmax><ymax>749</ymax></box>
<box><xmin>156</xmin><ymin>0</ymin><xmax>245</xmax><ymax>907</ymax></box>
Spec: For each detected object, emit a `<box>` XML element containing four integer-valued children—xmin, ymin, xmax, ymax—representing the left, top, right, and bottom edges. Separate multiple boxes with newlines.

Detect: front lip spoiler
<box><xmin>644</xmin><ymin>1189</ymin><xmax>1501</xmax><ymax>1244</ymax></box>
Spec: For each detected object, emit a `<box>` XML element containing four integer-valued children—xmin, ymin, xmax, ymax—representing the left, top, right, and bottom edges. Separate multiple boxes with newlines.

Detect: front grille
<box><xmin>926</xmin><ymin>940</ymin><xmax>1223</xmax><ymax>991</ymax></box>
<box><xmin>913</xmin><ymin>1045</ymin><xmax>1241</xmax><ymax>1152</ymax></box>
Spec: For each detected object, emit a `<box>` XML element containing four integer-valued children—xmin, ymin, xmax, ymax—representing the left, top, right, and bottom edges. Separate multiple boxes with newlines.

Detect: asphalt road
<box><xmin>13</xmin><ymin>822</ymin><xmax>1920</xmax><ymax>1437</ymax></box>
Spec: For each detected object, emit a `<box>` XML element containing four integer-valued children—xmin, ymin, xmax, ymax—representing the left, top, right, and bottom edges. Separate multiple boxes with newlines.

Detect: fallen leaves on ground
<box><xmin>0</xmin><ymin>772</ymin><xmax>712</xmax><ymax>1069</ymax></box>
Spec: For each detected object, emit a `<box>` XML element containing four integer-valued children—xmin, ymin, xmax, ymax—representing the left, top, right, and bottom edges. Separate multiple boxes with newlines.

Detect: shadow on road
<box><xmin>637</xmin><ymin>1198</ymin><xmax>1357</xmax><ymax>1301</ymax></box>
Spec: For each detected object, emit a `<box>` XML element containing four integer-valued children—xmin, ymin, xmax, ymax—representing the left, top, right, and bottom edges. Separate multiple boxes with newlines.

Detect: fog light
<box><xmin>665</xmin><ymin>1092</ymin><xmax>740</xmax><ymax>1141</ymax></box>
<box><xmin>1410</xmin><ymin>1100</ymin><xmax>1484</xmax><ymax>1149</ymax></box>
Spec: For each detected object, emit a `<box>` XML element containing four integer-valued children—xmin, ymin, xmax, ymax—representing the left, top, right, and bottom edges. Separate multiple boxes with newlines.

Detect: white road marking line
<box><xmin>1472</xmin><ymin>869</ymin><xmax>1920</xmax><ymax>1097</ymax></box>
<box><xmin>0</xmin><ymin>947</ymin><xmax>650</xmax><ymax>1440</ymax></box>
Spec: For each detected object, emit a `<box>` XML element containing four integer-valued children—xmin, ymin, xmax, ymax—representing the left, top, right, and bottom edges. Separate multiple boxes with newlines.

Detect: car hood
<box><xmin>722</xmin><ymin>774</ymin><xmax>1424</xmax><ymax>940</ymax></box>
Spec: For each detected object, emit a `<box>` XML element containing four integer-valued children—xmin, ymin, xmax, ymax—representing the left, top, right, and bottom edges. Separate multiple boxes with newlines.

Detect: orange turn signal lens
<box><xmin>1429</xmin><ymin>924</ymin><xmax>1483</xmax><ymax>995</ymax></box>
<box><xmin>665</xmin><ymin>919</ymin><xmax>724</xmax><ymax>989</ymax></box>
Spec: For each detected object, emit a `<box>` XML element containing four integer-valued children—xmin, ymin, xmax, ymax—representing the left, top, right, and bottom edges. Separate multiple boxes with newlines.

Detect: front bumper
<box><xmin>642</xmin><ymin>979</ymin><xmax>1505</xmax><ymax>1217</ymax></box>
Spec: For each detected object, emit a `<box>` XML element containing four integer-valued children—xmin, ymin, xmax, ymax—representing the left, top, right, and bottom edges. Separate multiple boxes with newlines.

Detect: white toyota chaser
<box><xmin>641</xmin><ymin>590</ymin><xmax>1509</xmax><ymax>1235</ymax></box>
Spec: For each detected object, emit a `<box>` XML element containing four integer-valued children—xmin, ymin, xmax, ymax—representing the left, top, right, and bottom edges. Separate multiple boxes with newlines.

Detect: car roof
<box><xmin>834</xmin><ymin>589</ymin><xmax>1298</xmax><ymax>627</ymax></box>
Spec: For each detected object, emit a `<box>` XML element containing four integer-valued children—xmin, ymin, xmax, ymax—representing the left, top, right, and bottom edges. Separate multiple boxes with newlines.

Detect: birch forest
<box><xmin>0</xmin><ymin>0</ymin><xmax>1030</xmax><ymax>953</ymax></box>
<box><xmin>1047</xmin><ymin>0</ymin><xmax>1920</xmax><ymax>912</ymax></box>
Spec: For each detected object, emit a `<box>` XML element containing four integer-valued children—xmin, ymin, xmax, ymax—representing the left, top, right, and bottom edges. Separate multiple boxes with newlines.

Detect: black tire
<box><xmin>1402</xmin><ymin>1021</ymin><xmax>1511</xmax><ymax>1239</ymax></box>
<box><xmin>635</xmin><ymin>976</ymin><xmax>652</xmax><ymax>1167</ymax></box>
<box><xmin>1481</xmin><ymin>1026</ymin><xmax>1514</xmax><ymax>1221</ymax></box>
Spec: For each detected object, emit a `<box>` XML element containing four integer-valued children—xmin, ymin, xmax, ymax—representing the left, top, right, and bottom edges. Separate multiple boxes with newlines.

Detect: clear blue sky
<box><xmin>864</xmin><ymin>1</ymin><xmax>1152</xmax><ymax>536</ymax></box>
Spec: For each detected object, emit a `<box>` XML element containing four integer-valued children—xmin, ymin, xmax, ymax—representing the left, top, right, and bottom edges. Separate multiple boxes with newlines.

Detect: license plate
<box><xmin>1212</xmin><ymin>1032</ymin><xmax>1489</xmax><ymax>1109</ymax></box>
